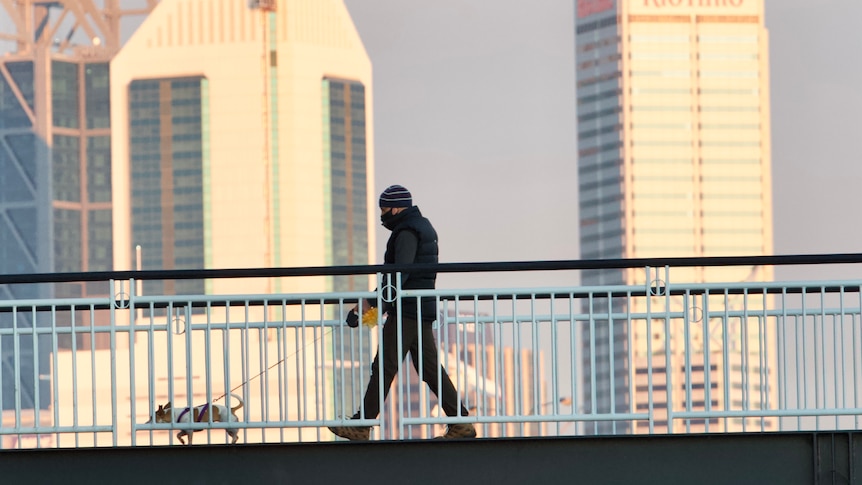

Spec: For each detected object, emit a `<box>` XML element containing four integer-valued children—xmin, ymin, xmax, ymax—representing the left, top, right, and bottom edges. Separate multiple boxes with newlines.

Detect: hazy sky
<box><xmin>342</xmin><ymin>0</ymin><xmax>862</xmax><ymax>287</ymax></box>
<box><xmin>1</xmin><ymin>1</ymin><xmax>857</xmax><ymax>287</ymax></box>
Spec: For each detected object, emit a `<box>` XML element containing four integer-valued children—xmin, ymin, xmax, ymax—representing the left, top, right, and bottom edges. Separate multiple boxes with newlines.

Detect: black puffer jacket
<box><xmin>380</xmin><ymin>206</ymin><xmax>438</xmax><ymax>322</ymax></box>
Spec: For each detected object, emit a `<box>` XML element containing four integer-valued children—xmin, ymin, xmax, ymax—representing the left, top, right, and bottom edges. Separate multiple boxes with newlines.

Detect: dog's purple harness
<box><xmin>177</xmin><ymin>404</ymin><xmax>209</xmax><ymax>424</ymax></box>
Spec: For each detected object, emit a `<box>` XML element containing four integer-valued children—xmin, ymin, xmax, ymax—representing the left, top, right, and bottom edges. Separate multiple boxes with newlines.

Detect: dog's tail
<box><xmin>228</xmin><ymin>393</ymin><xmax>244</xmax><ymax>413</ymax></box>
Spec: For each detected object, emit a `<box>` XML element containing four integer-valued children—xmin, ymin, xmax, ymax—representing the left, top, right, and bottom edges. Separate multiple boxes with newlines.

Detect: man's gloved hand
<box><xmin>345</xmin><ymin>309</ymin><xmax>359</xmax><ymax>328</ymax></box>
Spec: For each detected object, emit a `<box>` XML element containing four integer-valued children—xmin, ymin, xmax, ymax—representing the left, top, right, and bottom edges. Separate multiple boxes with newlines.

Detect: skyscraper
<box><xmin>575</xmin><ymin>0</ymin><xmax>774</xmax><ymax>433</ymax></box>
<box><xmin>108</xmin><ymin>1</ymin><xmax>375</xmax><ymax>428</ymax></box>
<box><xmin>0</xmin><ymin>0</ymin><xmax>157</xmax><ymax>410</ymax></box>
<box><xmin>110</xmin><ymin>0</ymin><xmax>375</xmax><ymax>296</ymax></box>
<box><xmin>1</xmin><ymin>0</ymin><xmax>374</xmax><ymax>415</ymax></box>
<box><xmin>0</xmin><ymin>2</ymin><xmax>156</xmax><ymax>295</ymax></box>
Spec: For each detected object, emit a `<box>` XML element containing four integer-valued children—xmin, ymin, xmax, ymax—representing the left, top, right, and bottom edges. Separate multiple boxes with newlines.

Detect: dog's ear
<box><xmin>156</xmin><ymin>404</ymin><xmax>163</xmax><ymax>412</ymax></box>
<box><xmin>164</xmin><ymin>401</ymin><xmax>172</xmax><ymax>409</ymax></box>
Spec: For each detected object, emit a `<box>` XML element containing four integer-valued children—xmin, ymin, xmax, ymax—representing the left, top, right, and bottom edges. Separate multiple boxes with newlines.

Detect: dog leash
<box><xmin>213</xmin><ymin>327</ymin><xmax>334</xmax><ymax>402</ymax></box>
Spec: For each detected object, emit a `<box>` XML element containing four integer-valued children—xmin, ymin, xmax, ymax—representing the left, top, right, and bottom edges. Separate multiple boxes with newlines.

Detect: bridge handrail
<box><xmin>1</xmin><ymin>252</ymin><xmax>861</xmax><ymax>285</ymax></box>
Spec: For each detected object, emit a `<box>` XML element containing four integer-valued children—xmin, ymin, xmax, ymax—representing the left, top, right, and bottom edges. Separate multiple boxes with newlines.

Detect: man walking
<box><xmin>328</xmin><ymin>185</ymin><xmax>476</xmax><ymax>440</ymax></box>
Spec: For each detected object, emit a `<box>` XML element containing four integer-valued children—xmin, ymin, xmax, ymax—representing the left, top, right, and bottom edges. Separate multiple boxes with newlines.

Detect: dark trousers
<box><xmin>353</xmin><ymin>315</ymin><xmax>469</xmax><ymax>420</ymax></box>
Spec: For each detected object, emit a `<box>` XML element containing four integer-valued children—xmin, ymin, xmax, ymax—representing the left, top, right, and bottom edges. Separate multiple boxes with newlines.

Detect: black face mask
<box><xmin>380</xmin><ymin>209</ymin><xmax>396</xmax><ymax>227</ymax></box>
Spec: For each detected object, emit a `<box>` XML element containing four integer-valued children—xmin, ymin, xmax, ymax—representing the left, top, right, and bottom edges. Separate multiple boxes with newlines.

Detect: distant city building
<box><xmin>110</xmin><ymin>0</ymin><xmax>375</xmax><ymax>297</ymax></box>
<box><xmin>0</xmin><ymin>0</ymin><xmax>374</xmax><ymax>416</ymax></box>
<box><xmin>106</xmin><ymin>0</ymin><xmax>375</xmax><ymax>435</ymax></box>
<box><xmin>575</xmin><ymin>0</ymin><xmax>775</xmax><ymax>433</ymax></box>
<box><xmin>381</xmin><ymin>315</ymin><xmax>550</xmax><ymax>439</ymax></box>
<box><xmin>0</xmin><ymin>0</ymin><xmax>158</xmax><ymax>410</ymax></box>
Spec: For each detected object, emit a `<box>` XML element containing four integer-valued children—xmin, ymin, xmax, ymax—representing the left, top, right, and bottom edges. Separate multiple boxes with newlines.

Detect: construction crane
<box><xmin>0</xmin><ymin>0</ymin><xmax>159</xmax><ymax>57</ymax></box>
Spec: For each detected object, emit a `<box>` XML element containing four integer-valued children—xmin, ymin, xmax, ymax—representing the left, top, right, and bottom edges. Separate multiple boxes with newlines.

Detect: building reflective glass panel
<box><xmin>0</xmin><ymin>136</ymin><xmax>33</xmax><ymax>203</ymax></box>
<box><xmin>85</xmin><ymin>63</ymin><xmax>110</xmax><ymax>129</ymax></box>
<box><xmin>88</xmin><ymin>209</ymin><xmax>113</xmax><ymax>272</ymax></box>
<box><xmin>324</xmin><ymin>78</ymin><xmax>368</xmax><ymax>292</ymax></box>
<box><xmin>87</xmin><ymin>136</ymin><xmax>111</xmax><ymax>203</ymax></box>
<box><xmin>576</xmin><ymin>15</ymin><xmax>624</xmax><ymax>267</ymax></box>
<box><xmin>54</xmin><ymin>208</ymin><xmax>82</xmax><ymax>273</ymax></box>
<box><xmin>5</xmin><ymin>61</ymin><xmax>34</xmax><ymax>113</ymax></box>
<box><xmin>52</xmin><ymin>134</ymin><xmax>81</xmax><ymax>202</ymax></box>
<box><xmin>0</xmin><ymin>63</ymin><xmax>31</xmax><ymax>129</ymax></box>
<box><xmin>129</xmin><ymin>77</ymin><xmax>205</xmax><ymax>296</ymax></box>
<box><xmin>5</xmin><ymin>134</ymin><xmax>38</xmax><ymax>187</ymax></box>
<box><xmin>52</xmin><ymin>61</ymin><xmax>79</xmax><ymax>129</ymax></box>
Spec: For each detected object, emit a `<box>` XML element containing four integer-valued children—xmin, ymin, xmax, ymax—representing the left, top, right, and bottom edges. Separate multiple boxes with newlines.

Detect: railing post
<box><xmin>662</xmin><ymin>265</ymin><xmax>674</xmax><ymax>434</ymax></box>
<box><xmin>392</xmin><ymin>271</ymin><xmax>405</xmax><ymax>439</ymax></box>
<box><xmin>109</xmin><ymin>279</ymin><xmax>119</xmax><ymax>446</ymax></box>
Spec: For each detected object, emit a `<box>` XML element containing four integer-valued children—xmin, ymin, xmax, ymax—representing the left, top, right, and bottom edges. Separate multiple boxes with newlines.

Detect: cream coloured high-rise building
<box><xmin>106</xmin><ymin>1</ymin><xmax>375</xmax><ymax>439</ymax></box>
<box><xmin>110</xmin><ymin>0</ymin><xmax>375</xmax><ymax>296</ymax></box>
<box><xmin>576</xmin><ymin>0</ymin><xmax>775</xmax><ymax>433</ymax></box>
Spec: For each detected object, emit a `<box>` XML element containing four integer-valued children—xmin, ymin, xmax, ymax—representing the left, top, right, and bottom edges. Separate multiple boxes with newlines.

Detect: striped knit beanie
<box><xmin>378</xmin><ymin>185</ymin><xmax>413</xmax><ymax>208</ymax></box>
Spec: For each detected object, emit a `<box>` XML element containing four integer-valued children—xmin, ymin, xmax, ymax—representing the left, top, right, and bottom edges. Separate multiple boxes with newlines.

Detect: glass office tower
<box><xmin>0</xmin><ymin>1</ymin><xmax>157</xmax><ymax>410</ymax></box>
<box><xmin>575</xmin><ymin>0</ymin><xmax>774</xmax><ymax>434</ymax></box>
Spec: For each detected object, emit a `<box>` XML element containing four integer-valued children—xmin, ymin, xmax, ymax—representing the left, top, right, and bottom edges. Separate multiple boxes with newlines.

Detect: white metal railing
<box><xmin>1</xmin><ymin>262</ymin><xmax>862</xmax><ymax>448</ymax></box>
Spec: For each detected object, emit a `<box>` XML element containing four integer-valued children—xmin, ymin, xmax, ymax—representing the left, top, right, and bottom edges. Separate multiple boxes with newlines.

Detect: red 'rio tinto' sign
<box><xmin>577</xmin><ymin>0</ymin><xmax>614</xmax><ymax>18</ymax></box>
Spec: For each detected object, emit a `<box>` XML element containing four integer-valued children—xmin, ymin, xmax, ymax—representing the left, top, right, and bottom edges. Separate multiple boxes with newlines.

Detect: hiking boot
<box><xmin>436</xmin><ymin>423</ymin><xmax>477</xmax><ymax>439</ymax></box>
<box><xmin>328</xmin><ymin>424</ymin><xmax>370</xmax><ymax>441</ymax></box>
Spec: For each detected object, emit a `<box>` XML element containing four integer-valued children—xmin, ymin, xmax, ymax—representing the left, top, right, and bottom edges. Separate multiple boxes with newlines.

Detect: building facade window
<box><xmin>129</xmin><ymin>76</ymin><xmax>207</xmax><ymax>297</ymax></box>
<box><xmin>85</xmin><ymin>63</ymin><xmax>110</xmax><ymax>129</ymax></box>
<box><xmin>323</xmin><ymin>78</ymin><xmax>368</xmax><ymax>292</ymax></box>
<box><xmin>0</xmin><ymin>66</ymin><xmax>31</xmax><ymax>128</ymax></box>
<box><xmin>52</xmin><ymin>61</ymin><xmax>79</xmax><ymax>129</ymax></box>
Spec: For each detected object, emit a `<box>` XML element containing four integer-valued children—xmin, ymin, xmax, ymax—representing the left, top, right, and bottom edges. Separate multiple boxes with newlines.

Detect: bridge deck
<box><xmin>1</xmin><ymin>431</ymin><xmax>857</xmax><ymax>485</ymax></box>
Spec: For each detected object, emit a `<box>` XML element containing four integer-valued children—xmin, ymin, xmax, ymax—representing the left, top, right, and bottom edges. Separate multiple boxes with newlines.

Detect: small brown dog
<box><xmin>150</xmin><ymin>393</ymin><xmax>244</xmax><ymax>444</ymax></box>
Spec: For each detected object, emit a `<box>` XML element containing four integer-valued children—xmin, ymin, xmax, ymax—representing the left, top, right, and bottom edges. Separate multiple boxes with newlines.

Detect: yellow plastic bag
<box><xmin>362</xmin><ymin>307</ymin><xmax>379</xmax><ymax>328</ymax></box>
